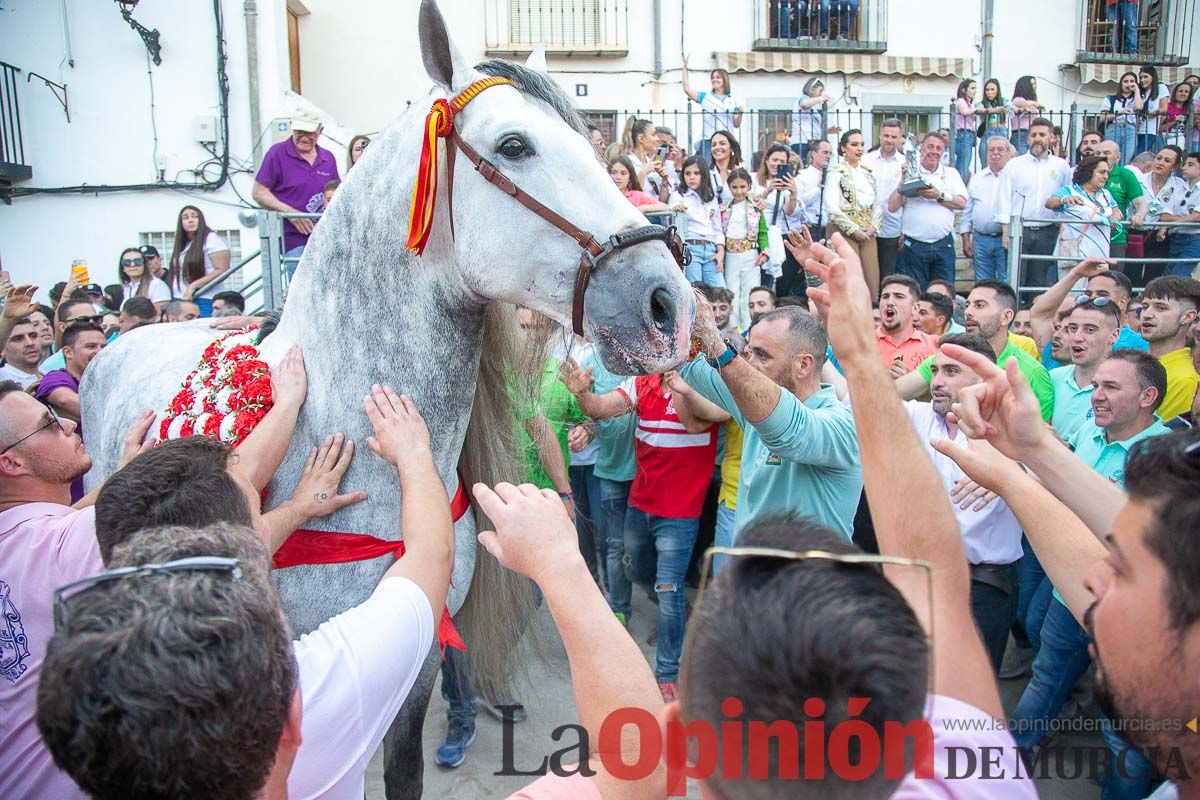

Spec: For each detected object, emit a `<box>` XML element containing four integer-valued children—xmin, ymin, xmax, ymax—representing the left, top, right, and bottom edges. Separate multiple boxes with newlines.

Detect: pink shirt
<box><xmin>0</xmin><ymin>503</ymin><xmax>102</xmax><ymax>800</ymax></box>
<box><xmin>510</xmin><ymin>695</ymin><xmax>1035</xmax><ymax>799</ymax></box>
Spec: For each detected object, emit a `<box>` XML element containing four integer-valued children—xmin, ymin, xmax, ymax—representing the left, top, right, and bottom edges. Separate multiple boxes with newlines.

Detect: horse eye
<box><xmin>498</xmin><ymin>137</ymin><xmax>528</xmax><ymax>159</ymax></box>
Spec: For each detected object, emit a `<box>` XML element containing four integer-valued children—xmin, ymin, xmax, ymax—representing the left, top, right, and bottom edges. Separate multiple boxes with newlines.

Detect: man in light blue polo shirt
<box><xmin>1031</xmin><ymin>261</ymin><xmax>1148</xmax><ymax>368</ymax></box>
<box><xmin>678</xmin><ymin>303</ymin><xmax>862</xmax><ymax>541</ymax></box>
<box><xmin>1048</xmin><ymin>297</ymin><xmax>1121</xmax><ymax>441</ymax></box>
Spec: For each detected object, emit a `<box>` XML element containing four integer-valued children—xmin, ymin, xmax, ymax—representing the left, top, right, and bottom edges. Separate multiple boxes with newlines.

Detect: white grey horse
<box><xmin>80</xmin><ymin>2</ymin><xmax>693</xmax><ymax>796</ymax></box>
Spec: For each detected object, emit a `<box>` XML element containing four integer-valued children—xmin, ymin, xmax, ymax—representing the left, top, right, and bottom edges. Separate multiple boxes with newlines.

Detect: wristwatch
<box><xmin>707</xmin><ymin>344</ymin><xmax>737</xmax><ymax>369</ymax></box>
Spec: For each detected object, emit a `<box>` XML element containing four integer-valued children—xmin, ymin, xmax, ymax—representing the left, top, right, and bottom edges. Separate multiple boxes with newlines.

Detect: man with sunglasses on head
<box><xmin>1030</xmin><ymin>258</ymin><xmax>1149</xmax><ymax>362</ymax></box>
<box><xmin>37</xmin><ymin>291</ymin><xmax>100</xmax><ymax>374</ymax></box>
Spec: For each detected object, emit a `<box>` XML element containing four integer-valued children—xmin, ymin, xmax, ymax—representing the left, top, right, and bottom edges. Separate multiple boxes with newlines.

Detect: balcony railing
<box><xmin>1077</xmin><ymin>0</ymin><xmax>1194</xmax><ymax>66</ymax></box>
<box><xmin>754</xmin><ymin>0</ymin><xmax>887</xmax><ymax>53</ymax></box>
<box><xmin>0</xmin><ymin>62</ymin><xmax>32</xmax><ymax>187</ymax></box>
<box><xmin>484</xmin><ymin>0</ymin><xmax>628</xmax><ymax>56</ymax></box>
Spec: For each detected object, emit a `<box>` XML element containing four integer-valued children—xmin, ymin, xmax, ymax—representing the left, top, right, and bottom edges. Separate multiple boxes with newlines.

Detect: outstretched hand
<box><xmin>559</xmin><ymin>358</ymin><xmax>595</xmax><ymax>395</ymax></box>
<box><xmin>783</xmin><ymin>226</ymin><xmax>818</xmax><ymax>266</ymax></box>
<box><xmin>1071</xmin><ymin>256</ymin><xmax>1114</xmax><ymax>280</ymax></box>
<box><xmin>801</xmin><ymin>233</ymin><xmax>875</xmax><ymax>361</ymax></box>
<box><xmin>472</xmin><ymin>482</ymin><xmax>581</xmax><ymax>586</ymax></box>
<box><xmin>292</xmin><ymin>433</ymin><xmax>368</xmax><ymax>519</ymax></box>
<box><xmin>271</xmin><ymin>345</ymin><xmax>307</xmax><ymax>409</ymax></box>
<box><xmin>2</xmin><ymin>285</ymin><xmax>37</xmax><ymax>321</ymax></box>
<box><xmin>941</xmin><ymin>344</ymin><xmax>1048</xmax><ymax>460</ymax></box>
<box><xmin>691</xmin><ymin>289</ymin><xmax>724</xmax><ymax>356</ymax></box>
<box><xmin>363</xmin><ymin>384</ymin><xmax>432</xmax><ymax>472</ymax></box>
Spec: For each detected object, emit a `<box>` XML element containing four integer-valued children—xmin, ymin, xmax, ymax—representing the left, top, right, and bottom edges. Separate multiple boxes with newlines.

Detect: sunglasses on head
<box><xmin>121</xmin><ymin>257</ymin><xmax>145</xmax><ymax>267</ymax></box>
<box><xmin>1075</xmin><ymin>295</ymin><xmax>1115</xmax><ymax>308</ymax></box>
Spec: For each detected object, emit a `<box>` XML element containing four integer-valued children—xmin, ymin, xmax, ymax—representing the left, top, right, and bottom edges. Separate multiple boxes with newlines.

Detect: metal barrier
<box><xmin>1005</xmin><ymin>213</ymin><xmax>1200</xmax><ymax>301</ymax></box>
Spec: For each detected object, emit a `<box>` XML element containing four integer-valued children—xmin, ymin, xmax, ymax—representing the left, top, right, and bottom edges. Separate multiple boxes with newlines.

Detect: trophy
<box><xmin>900</xmin><ymin>136</ymin><xmax>933</xmax><ymax>197</ymax></box>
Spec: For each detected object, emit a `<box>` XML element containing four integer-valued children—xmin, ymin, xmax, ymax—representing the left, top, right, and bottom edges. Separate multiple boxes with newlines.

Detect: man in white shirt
<box><xmin>887</xmin><ymin>132</ymin><xmax>968</xmax><ymax>289</ymax></box>
<box><xmin>863</xmin><ymin>118</ymin><xmax>906</xmax><ymax>280</ymax></box>
<box><xmin>795</xmin><ymin>139</ymin><xmax>832</xmax><ymax>231</ymax></box>
<box><xmin>995</xmin><ymin>117</ymin><xmax>1071</xmax><ymax>290</ymax></box>
<box><xmin>961</xmin><ymin>136</ymin><xmax>1014</xmax><ymax>282</ymax></box>
<box><xmin>905</xmin><ymin>332</ymin><xmax>1023</xmax><ymax>672</ymax></box>
<box><xmin>0</xmin><ymin>317</ymin><xmax>43</xmax><ymax>389</ymax></box>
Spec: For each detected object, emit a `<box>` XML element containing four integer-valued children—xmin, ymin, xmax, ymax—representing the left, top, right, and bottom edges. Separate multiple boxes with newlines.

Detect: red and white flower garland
<box><xmin>158</xmin><ymin>328</ymin><xmax>273</xmax><ymax>446</ymax></box>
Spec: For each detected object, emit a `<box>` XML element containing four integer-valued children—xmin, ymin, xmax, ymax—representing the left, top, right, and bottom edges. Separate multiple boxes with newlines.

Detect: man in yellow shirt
<box><xmin>1139</xmin><ymin>276</ymin><xmax>1200</xmax><ymax>422</ymax></box>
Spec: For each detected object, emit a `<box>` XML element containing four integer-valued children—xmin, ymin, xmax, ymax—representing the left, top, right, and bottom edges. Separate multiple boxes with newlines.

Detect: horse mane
<box><xmin>476</xmin><ymin>59</ymin><xmax>587</xmax><ymax>137</ymax></box>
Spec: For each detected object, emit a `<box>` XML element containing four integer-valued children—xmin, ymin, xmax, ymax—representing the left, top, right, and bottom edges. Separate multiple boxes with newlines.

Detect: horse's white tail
<box><xmin>454</xmin><ymin>302</ymin><xmax>551</xmax><ymax>699</ymax></box>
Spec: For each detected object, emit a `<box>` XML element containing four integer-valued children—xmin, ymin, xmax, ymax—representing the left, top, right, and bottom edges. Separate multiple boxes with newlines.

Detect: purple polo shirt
<box><xmin>254</xmin><ymin>138</ymin><xmax>339</xmax><ymax>251</ymax></box>
<box><xmin>34</xmin><ymin>369</ymin><xmax>85</xmax><ymax>502</ymax></box>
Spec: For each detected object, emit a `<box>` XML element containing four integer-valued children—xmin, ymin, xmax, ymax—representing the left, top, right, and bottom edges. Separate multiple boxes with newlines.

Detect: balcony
<box><xmin>0</xmin><ymin>62</ymin><xmax>32</xmax><ymax>187</ymax></box>
<box><xmin>754</xmin><ymin>0</ymin><xmax>887</xmax><ymax>54</ymax></box>
<box><xmin>484</xmin><ymin>0</ymin><xmax>628</xmax><ymax>57</ymax></box>
<box><xmin>1076</xmin><ymin>0</ymin><xmax>1194</xmax><ymax>68</ymax></box>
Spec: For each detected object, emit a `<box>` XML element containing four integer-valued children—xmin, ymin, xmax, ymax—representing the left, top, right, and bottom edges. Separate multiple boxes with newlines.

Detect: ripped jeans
<box><xmin>625</xmin><ymin>506</ymin><xmax>700</xmax><ymax>683</ymax></box>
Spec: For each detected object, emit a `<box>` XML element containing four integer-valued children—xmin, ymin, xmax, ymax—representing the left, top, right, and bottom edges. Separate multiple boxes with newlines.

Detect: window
<box><xmin>509</xmin><ymin>0</ymin><xmax>600</xmax><ymax>48</ymax></box>
<box><xmin>580</xmin><ymin>111</ymin><xmax>617</xmax><ymax>151</ymax></box>
<box><xmin>140</xmin><ymin>229</ymin><xmax>243</xmax><ymax>290</ymax></box>
<box><xmin>756</xmin><ymin>0</ymin><xmax>887</xmax><ymax>53</ymax></box>
<box><xmin>1077</xmin><ymin>0</ymin><xmax>1193</xmax><ymax>66</ymax></box>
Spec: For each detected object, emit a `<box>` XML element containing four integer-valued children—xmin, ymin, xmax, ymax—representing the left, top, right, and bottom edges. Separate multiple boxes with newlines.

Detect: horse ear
<box><xmin>419</xmin><ymin>0</ymin><xmax>472</xmax><ymax>92</ymax></box>
<box><xmin>524</xmin><ymin>44</ymin><xmax>548</xmax><ymax>74</ymax></box>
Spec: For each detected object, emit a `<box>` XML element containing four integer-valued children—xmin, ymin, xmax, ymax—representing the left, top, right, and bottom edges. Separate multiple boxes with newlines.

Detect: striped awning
<box><xmin>716</xmin><ymin>51</ymin><xmax>970</xmax><ymax>77</ymax></box>
<box><xmin>1076</xmin><ymin>62</ymin><xmax>1190</xmax><ymax>84</ymax></box>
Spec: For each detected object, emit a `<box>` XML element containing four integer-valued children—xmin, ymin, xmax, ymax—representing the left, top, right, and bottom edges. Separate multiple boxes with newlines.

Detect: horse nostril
<box><xmin>649</xmin><ymin>287</ymin><xmax>675</xmax><ymax>333</ymax></box>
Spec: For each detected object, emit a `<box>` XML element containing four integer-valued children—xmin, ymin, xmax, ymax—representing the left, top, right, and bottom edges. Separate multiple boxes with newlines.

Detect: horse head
<box><xmin>416</xmin><ymin>0</ymin><xmax>694</xmax><ymax>375</ymax></box>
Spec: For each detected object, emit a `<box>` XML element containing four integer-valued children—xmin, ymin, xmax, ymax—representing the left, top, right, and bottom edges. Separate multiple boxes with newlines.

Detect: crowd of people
<box><xmin>3</xmin><ymin>75</ymin><xmax>1200</xmax><ymax>800</ymax></box>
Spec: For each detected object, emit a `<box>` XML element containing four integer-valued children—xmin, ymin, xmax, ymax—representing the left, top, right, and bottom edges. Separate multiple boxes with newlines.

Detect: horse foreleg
<box><xmin>383</xmin><ymin>643</ymin><xmax>440</xmax><ymax>800</ymax></box>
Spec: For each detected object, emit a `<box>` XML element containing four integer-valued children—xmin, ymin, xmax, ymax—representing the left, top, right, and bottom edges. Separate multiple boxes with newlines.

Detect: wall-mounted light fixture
<box><xmin>115</xmin><ymin>0</ymin><xmax>162</xmax><ymax>66</ymax></box>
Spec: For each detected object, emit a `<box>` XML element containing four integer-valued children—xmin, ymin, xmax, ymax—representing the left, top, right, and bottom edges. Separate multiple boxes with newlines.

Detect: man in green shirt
<box><xmin>897</xmin><ymin>280</ymin><xmax>1055</xmax><ymax>420</ymax></box>
<box><xmin>1096</xmin><ymin>140</ymin><xmax>1148</xmax><ymax>258</ymax></box>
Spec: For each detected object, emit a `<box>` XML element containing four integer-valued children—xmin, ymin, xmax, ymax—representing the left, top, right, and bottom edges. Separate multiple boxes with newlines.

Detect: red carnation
<box><xmin>169</xmin><ymin>389</ymin><xmax>195</xmax><ymax>416</ymax></box>
<box><xmin>226</xmin><ymin>344</ymin><xmax>258</xmax><ymax>362</ymax></box>
<box><xmin>180</xmin><ymin>418</ymin><xmax>196</xmax><ymax>437</ymax></box>
<box><xmin>158</xmin><ymin>417</ymin><xmax>172</xmax><ymax>439</ymax></box>
<box><xmin>202</xmin><ymin>413</ymin><xmax>224</xmax><ymax>437</ymax></box>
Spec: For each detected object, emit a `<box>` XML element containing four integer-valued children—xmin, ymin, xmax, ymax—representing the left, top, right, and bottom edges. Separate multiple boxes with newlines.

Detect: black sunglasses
<box><xmin>53</xmin><ymin>557</ymin><xmax>243</xmax><ymax>630</ymax></box>
<box><xmin>121</xmin><ymin>257</ymin><xmax>145</xmax><ymax>267</ymax></box>
<box><xmin>66</xmin><ymin>314</ymin><xmax>105</xmax><ymax>326</ymax></box>
<box><xmin>0</xmin><ymin>404</ymin><xmax>65</xmax><ymax>455</ymax></box>
<box><xmin>1075</xmin><ymin>295</ymin><xmax>1115</xmax><ymax>308</ymax></box>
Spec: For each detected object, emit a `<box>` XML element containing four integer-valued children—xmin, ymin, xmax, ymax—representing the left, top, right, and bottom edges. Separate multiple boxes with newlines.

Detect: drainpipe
<box><xmin>652</xmin><ymin>0</ymin><xmax>663</xmax><ymax>79</ymax></box>
<box><xmin>980</xmin><ymin>0</ymin><xmax>994</xmax><ymax>78</ymax></box>
<box><xmin>244</xmin><ymin>0</ymin><xmax>263</xmax><ymax>164</ymax></box>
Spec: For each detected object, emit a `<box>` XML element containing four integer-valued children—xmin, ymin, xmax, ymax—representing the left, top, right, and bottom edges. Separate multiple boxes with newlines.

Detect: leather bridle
<box><xmin>415</xmin><ymin>78</ymin><xmax>690</xmax><ymax>337</ymax></box>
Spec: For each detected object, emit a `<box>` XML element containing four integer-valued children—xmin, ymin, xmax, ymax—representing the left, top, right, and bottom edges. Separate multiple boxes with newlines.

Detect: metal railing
<box><xmin>603</xmin><ymin>105</ymin><xmax>1103</xmax><ymax>172</ymax></box>
<box><xmin>484</xmin><ymin>0</ymin><xmax>628</xmax><ymax>54</ymax></box>
<box><xmin>192</xmin><ymin>210</ymin><xmax>314</xmax><ymax>314</ymax></box>
<box><xmin>1076</xmin><ymin>0</ymin><xmax>1194</xmax><ymax>66</ymax></box>
<box><xmin>0</xmin><ymin>61</ymin><xmax>31</xmax><ymax>184</ymax></box>
<box><xmin>755</xmin><ymin>0</ymin><xmax>888</xmax><ymax>52</ymax></box>
<box><xmin>1006</xmin><ymin>214</ymin><xmax>1200</xmax><ymax>301</ymax></box>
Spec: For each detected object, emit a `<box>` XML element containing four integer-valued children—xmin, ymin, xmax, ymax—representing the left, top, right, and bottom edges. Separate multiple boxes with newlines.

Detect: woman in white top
<box><xmin>753</xmin><ymin>144</ymin><xmax>800</xmax><ymax>288</ymax></box>
<box><xmin>167</xmin><ymin>205</ymin><xmax>230</xmax><ymax>300</ymax></box>
<box><xmin>669</xmin><ymin>156</ymin><xmax>725</xmax><ymax>288</ymax></box>
<box><xmin>1136</xmin><ymin>65</ymin><xmax>1171</xmax><ymax>157</ymax></box>
<box><xmin>707</xmin><ymin>130</ymin><xmax>743</xmax><ymax>206</ymax></box>
<box><xmin>1101</xmin><ymin>72</ymin><xmax>1144</xmax><ymax>167</ymax></box>
<box><xmin>791</xmin><ymin>77</ymin><xmax>830</xmax><ymax>164</ymax></box>
<box><xmin>681</xmin><ymin>56</ymin><xmax>742</xmax><ymax>161</ymax></box>
<box><xmin>1047</xmin><ymin>156</ymin><xmax>1122</xmax><ymax>280</ymax></box>
<box><xmin>117</xmin><ymin>247</ymin><xmax>171</xmax><ymax>308</ymax></box>
<box><xmin>621</xmin><ymin>118</ymin><xmax>673</xmax><ymax>199</ymax></box>
<box><xmin>1134</xmin><ymin>145</ymin><xmax>1187</xmax><ymax>284</ymax></box>
<box><xmin>823</xmin><ymin>130</ymin><xmax>882</xmax><ymax>297</ymax></box>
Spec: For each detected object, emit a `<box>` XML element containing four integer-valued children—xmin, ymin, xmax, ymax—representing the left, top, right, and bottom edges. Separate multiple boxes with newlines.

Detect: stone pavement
<box><xmin>365</xmin><ymin>587</ymin><xmax>1111</xmax><ymax>799</ymax></box>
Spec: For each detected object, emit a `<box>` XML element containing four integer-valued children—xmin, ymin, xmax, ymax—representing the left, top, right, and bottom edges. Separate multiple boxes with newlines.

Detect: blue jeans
<box><xmin>600</xmin><ymin>478</ymin><xmax>633</xmax><ymax>615</ymax></box>
<box><xmin>972</xmin><ymin>233</ymin><xmax>1007</xmax><ymax>281</ymax></box>
<box><xmin>440</xmin><ymin>647</ymin><xmax>477</xmax><ymax>724</ymax></box>
<box><xmin>954</xmin><ymin>129</ymin><xmax>976</xmax><ymax>182</ymax></box>
<box><xmin>1106</xmin><ymin>0</ymin><xmax>1138</xmax><ymax>53</ymax></box>
<box><xmin>686</xmin><ymin>242</ymin><xmax>726</xmax><ymax>288</ymax></box>
<box><xmin>774</xmin><ymin>0</ymin><xmax>810</xmax><ymax>37</ymax></box>
<box><xmin>1100</xmin><ymin>718</ymin><xmax>1153</xmax><ymax>800</ymax></box>
<box><xmin>284</xmin><ymin>244</ymin><xmax>306</xmax><ymax>279</ymax></box>
<box><xmin>897</xmin><ymin>233</ymin><xmax>956</xmax><ymax>289</ymax></box>
<box><xmin>1135</xmin><ymin>133</ymin><xmax>1160</xmax><ymax>157</ymax></box>
<box><xmin>1011</xmin><ymin>129</ymin><xmax>1029</xmax><ymax>155</ymax></box>
<box><xmin>1011</xmin><ymin>599</ymin><xmax>1091</xmax><ymax>751</ymax></box>
<box><xmin>1168</xmin><ymin>234</ymin><xmax>1200</xmax><ymax>277</ymax></box>
<box><xmin>1016</xmin><ymin>535</ymin><xmax>1046</xmax><ymax>645</ymax></box>
<box><xmin>625</xmin><ymin>507</ymin><xmax>700</xmax><ymax>683</ymax></box>
<box><xmin>818</xmin><ymin>0</ymin><xmax>858</xmax><ymax>37</ymax></box>
<box><xmin>712</xmin><ymin>500</ymin><xmax>736</xmax><ymax>575</ymax></box>
<box><xmin>1110</xmin><ymin>120</ymin><xmax>1138</xmax><ymax>166</ymax></box>
<box><xmin>569</xmin><ymin>463</ymin><xmax>603</xmax><ymax>583</ymax></box>
<box><xmin>970</xmin><ymin>562</ymin><xmax>1020</xmax><ymax>673</ymax></box>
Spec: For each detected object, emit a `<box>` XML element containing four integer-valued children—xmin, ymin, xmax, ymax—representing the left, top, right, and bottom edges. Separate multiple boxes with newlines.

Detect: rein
<box><xmin>405</xmin><ymin>76</ymin><xmax>689</xmax><ymax>336</ymax></box>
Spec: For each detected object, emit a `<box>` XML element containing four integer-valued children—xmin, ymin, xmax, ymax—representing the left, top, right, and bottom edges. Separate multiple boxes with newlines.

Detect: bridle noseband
<box><xmin>406</xmin><ymin>77</ymin><xmax>689</xmax><ymax>336</ymax></box>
